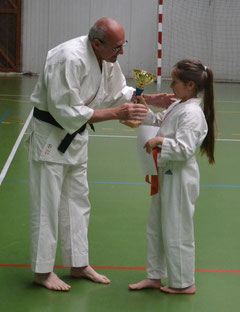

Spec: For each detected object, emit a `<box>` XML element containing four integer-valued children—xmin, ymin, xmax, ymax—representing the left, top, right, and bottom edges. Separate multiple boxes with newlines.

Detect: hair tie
<box><xmin>204</xmin><ymin>66</ymin><xmax>208</xmax><ymax>79</ymax></box>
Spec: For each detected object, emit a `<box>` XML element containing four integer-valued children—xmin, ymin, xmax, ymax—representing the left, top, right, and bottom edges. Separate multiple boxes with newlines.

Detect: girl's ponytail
<box><xmin>200</xmin><ymin>67</ymin><xmax>215</xmax><ymax>164</ymax></box>
<box><xmin>174</xmin><ymin>59</ymin><xmax>216</xmax><ymax>164</ymax></box>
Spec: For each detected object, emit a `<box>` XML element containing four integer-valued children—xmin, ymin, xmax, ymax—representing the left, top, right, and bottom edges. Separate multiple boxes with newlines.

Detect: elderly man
<box><xmin>29</xmin><ymin>17</ymin><xmax>148</xmax><ymax>291</ymax></box>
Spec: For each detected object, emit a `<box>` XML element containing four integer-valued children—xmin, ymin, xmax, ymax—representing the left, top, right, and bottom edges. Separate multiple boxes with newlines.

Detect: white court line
<box><xmin>90</xmin><ymin>134</ymin><xmax>240</xmax><ymax>142</ymax></box>
<box><xmin>0</xmin><ymin>109</ymin><xmax>33</xmax><ymax>186</ymax></box>
<box><xmin>90</xmin><ymin>134</ymin><xmax>136</xmax><ymax>139</ymax></box>
<box><xmin>1</xmin><ymin>124</ymin><xmax>239</xmax><ymax>186</ymax></box>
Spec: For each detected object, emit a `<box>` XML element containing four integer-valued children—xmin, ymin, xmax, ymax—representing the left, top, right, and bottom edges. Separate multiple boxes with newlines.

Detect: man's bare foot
<box><xmin>160</xmin><ymin>285</ymin><xmax>196</xmax><ymax>294</ymax></box>
<box><xmin>71</xmin><ymin>266</ymin><xmax>110</xmax><ymax>284</ymax></box>
<box><xmin>128</xmin><ymin>279</ymin><xmax>162</xmax><ymax>290</ymax></box>
<box><xmin>33</xmin><ymin>272</ymin><xmax>71</xmax><ymax>291</ymax></box>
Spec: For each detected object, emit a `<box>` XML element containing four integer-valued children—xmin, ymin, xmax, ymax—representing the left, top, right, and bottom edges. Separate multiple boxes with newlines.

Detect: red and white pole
<box><xmin>157</xmin><ymin>0</ymin><xmax>163</xmax><ymax>85</ymax></box>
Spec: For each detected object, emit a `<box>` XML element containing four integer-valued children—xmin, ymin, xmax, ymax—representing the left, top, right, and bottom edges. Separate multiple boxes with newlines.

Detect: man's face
<box><xmin>98</xmin><ymin>30</ymin><xmax>127</xmax><ymax>63</ymax></box>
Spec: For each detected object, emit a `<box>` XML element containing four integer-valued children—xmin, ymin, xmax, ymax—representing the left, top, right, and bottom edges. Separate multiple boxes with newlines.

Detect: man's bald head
<box><xmin>89</xmin><ymin>18</ymin><xmax>124</xmax><ymax>43</ymax></box>
<box><xmin>89</xmin><ymin>18</ymin><xmax>126</xmax><ymax>65</ymax></box>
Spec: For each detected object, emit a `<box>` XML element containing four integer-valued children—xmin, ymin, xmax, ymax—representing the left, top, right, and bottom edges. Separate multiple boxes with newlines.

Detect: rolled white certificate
<box><xmin>137</xmin><ymin>125</ymin><xmax>159</xmax><ymax>175</ymax></box>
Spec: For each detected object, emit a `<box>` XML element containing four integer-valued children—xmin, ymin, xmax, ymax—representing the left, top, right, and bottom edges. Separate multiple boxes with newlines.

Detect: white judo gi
<box><xmin>28</xmin><ymin>35</ymin><xmax>134</xmax><ymax>273</ymax></box>
<box><xmin>142</xmin><ymin>98</ymin><xmax>208</xmax><ymax>288</ymax></box>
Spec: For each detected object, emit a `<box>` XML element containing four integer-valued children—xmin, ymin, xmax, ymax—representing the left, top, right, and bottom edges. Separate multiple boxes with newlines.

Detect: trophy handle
<box><xmin>136</xmin><ymin>88</ymin><xmax>144</xmax><ymax>96</ymax></box>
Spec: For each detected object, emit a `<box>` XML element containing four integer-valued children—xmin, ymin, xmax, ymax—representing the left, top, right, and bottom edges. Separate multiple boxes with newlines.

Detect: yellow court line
<box><xmin>0</xmin><ymin>98</ymin><xmax>30</xmax><ymax>104</ymax></box>
<box><xmin>216</xmin><ymin>110</ymin><xmax>240</xmax><ymax>114</ymax></box>
<box><xmin>2</xmin><ymin>122</ymin><xmax>25</xmax><ymax>125</ymax></box>
<box><xmin>122</xmin><ymin>129</ymin><xmax>137</xmax><ymax>132</ymax></box>
<box><xmin>217</xmin><ymin>100</ymin><xmax>240</xmax><ymax>104</ymax></box>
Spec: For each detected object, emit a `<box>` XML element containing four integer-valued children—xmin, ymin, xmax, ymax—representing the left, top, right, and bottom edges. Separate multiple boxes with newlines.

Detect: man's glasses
<box><xmin>98</xmin><ymin>39</ymin><xmax>128</xmax><ymax>53</ymax></box>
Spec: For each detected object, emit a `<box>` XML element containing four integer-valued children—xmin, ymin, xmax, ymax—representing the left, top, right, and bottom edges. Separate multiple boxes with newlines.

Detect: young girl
<box><xmin>129</xmin><ymin>59</ymin><xmax>215</xmax><ymax>294</ymax></box>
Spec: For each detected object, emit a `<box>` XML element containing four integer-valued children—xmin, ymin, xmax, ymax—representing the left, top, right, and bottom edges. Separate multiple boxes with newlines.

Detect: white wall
<box><xmin>161</xmin><ymin>0</ymin><xmax>240</xmax><ymax>82</ymax></box>
<box><xmin>22</xmin><ymin>0</ymin><xmax>240</xmax><ymax>81</ymax></box>
<box><xmin>22</xmin><ymin>0</ymin><xmax>158</xmax><ymax>78</ymax></box>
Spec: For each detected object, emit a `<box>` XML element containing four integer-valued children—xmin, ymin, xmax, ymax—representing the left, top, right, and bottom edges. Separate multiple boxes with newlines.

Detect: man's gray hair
<box><xmin>88</xmin><ymin>23</ymin><xmax>107</xmax><ymax>42</ymax></box>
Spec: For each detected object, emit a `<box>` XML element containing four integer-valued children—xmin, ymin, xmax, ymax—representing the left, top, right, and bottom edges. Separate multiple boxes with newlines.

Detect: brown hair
<box><xmin>174</xmin><ymin>59</ymin><xmax>215</xmax><ymax>164</ymax></box>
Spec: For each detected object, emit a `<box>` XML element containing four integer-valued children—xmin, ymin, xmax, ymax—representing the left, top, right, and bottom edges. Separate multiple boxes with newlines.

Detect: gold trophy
<box><xmin>120</xmin><ymin>69</ymin><xmax>156</xmax><ymax>128</ymax></box>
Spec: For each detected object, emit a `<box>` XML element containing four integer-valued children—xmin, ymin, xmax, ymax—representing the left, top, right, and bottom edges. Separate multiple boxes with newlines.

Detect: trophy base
<box><xmin>120</xmin><ymin>120</ymin><xmax>142</xmax><ymax>128</ymax></box>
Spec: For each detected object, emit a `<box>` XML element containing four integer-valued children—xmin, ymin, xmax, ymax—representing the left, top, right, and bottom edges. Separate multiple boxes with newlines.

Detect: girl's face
<box><xmin>170</xmin><ymin>69</ymin><xmax>196</xmax><ymax>102</ymax></box>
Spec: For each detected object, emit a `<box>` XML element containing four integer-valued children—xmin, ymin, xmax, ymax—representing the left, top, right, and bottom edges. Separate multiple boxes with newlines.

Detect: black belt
<box><xmin>33</xmin><ymin>107</ymin><xmax>94</xmax><ymax>153</ymax></box>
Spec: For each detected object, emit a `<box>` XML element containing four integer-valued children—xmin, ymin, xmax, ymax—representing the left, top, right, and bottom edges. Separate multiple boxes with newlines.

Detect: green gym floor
<box><xmin>0</xmin><ymin>75</ymin><xmax>240</xmax><ymax>312</ymax></box>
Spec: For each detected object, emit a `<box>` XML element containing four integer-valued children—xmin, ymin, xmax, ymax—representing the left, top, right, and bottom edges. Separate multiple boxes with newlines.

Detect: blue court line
<box><xmin>88</xmin><ymin>182</ymin><xmax>240</xmax><ymax>188</ymax></box>
<box><xmin>3</xmin><ymin>179</ymin><xmax>240</xmax><ymax>188</ymax></box>
<box><xmin>0</xmin><ymin>110</ymin><xmax>11</xmax><ymax>124</ymax></box>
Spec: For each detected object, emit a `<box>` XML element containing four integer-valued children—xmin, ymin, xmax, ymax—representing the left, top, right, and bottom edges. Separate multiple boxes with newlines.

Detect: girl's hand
<box><xmin>136</xmin><ymin>95</ymin><xmax>148</xmax><ymax>108</ymax></box>
<box><xmin>131</xmin><ymin>91</ymin><xmax>137</xmax><ymax>103</ymax></box>
<box><xmin>144</xmin><ymin>137</ymin><xmax>164</xmax><ymax>154</ymax></box>
<box><xmin>131</xmin><ymin>93</ymin><xmax>149</xmax><ymax>108</ymax></box>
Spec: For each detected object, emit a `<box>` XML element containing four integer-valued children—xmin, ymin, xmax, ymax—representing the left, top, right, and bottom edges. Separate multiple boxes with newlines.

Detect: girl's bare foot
<box><xmin>128</xmin><ymin>279</ymin><xmax>162</xmax><ymax>290</ymax></box>
<box><xmin>160</xmin><ymin>285</ymin><xmax>196</xmax><ymax>294</ymax></box>
<box><xmin>34</xmin><ymin>272</ymin><xmax>71</xmax><ymax>291</ymax></box>
<box><xmin>71</xmin><ymin>266</ymin><xmax>110</xmax><ymax>284</ymax></box>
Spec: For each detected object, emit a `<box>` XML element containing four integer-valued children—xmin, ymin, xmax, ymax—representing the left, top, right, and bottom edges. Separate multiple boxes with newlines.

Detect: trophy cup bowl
<box><xmin>120</xmin><ymin>69</ymin><xmax>156</xmax><ymax>128</ymax></box>
<box><xmin>133</xmin><ymin>69</ymin><xmax>157</xmax><ymax>96</ymax></box>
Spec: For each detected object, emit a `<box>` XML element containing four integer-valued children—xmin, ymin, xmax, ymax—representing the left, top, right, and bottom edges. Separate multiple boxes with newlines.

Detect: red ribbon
<box><xmin>145</xmin><ymin>147</ymin><xmax>161</xmax><ymax>196</ymax></box>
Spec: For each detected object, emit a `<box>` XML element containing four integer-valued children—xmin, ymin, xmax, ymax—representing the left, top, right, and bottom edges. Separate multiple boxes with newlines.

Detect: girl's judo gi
<box><xmin>143</xmin><ymin>98</ymin><xmax>208</xmax><ymax>288</ymax></box>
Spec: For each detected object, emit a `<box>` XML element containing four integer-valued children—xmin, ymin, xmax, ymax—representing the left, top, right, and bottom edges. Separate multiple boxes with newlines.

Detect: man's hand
<box><xmin>143</xmin><ymin>93</ymin><xmax>175</xmax><ymax>109</ymax></box>
<box><xmin>116</xmin><ymin>103</ymin><xmax>148</xmax><ymax>121</ymax></box>
<box><xmin>88</xmin><ymin>102</ymin><xmax>147</xmax><ymax>124</ymax></box>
